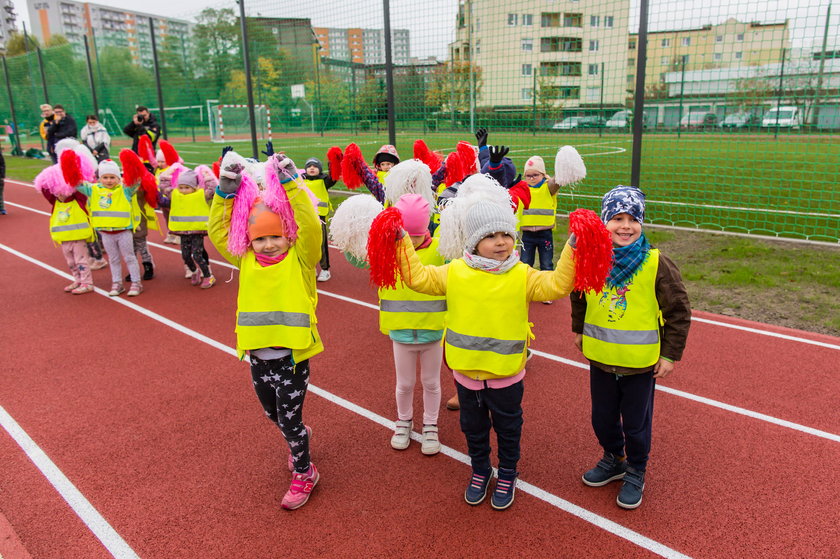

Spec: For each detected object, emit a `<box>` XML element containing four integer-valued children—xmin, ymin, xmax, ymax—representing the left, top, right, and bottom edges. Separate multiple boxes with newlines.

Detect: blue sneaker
<box><xmin>464</xmin><ymin>468</ymin><xmax>492</xmax><ymax>505</ymax></box>
<box><xmin>582</xmin><ymin>452</ymin><xmax>627</xmax><ymax>487</ymax></box>
<box><xmin>616</xmin><ymin>466</ymin><xmax>645</xmax><ymax>509</ymax></box>
<box><xmin>490</xmin><ymin>468</ymin><xmax>518</xmax><ymax>510</ymax></box>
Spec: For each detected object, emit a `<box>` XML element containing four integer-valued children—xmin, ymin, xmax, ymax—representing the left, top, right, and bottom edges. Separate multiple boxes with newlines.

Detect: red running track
<box><xmin>1</xmin><ymin>179</ymin><xmax>839</xmax><ymax>559</ymax></box>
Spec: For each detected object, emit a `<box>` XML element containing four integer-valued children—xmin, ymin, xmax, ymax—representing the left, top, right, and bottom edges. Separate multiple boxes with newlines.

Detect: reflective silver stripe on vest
<box><xmin>446</xmin><ymin>329</ymin><xmax>525</xmax><ymax>356</ymax></box>
<box><xmin>317</xmin><ymin>201</ymin><xmax>329</xmax><ymax>207</ymax></box>
<box><xmin>380</xmin><ymin>300</ymin><xmax>447</xmax><ymax>313</ymax></box>
<box><xmin>522</xmin><ymin>209</ymin><xmax>554</xmax><ymax>216</ymax></box>
<box><xmin>583</xmin><ymin>323</ymin><xmax>659</xmax><ymax>345</ymax></box>
<box><xmin>170</xmin><ymin>215</ymin><xmax>209</xmax><ymax>222</ymax></box>
<box><xmin>50</xmin><ymin>223</ymin><xmax>90</xmax><ymax>232</ymax></box>
<box><xmin>238</xmin><ymin>311</ymin><xmax>311</xmax><ymax>328</ymax></box>
<box><xmin>92</xmin><ymin>211</ymin><xmax>131</xmax><ymax>218</ymax></box>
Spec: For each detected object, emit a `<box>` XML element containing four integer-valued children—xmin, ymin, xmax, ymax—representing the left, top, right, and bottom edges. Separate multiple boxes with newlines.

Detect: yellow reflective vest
<box><xmin>169</xmin><ymin>189</ymin><xmax>209</xmax><ymax>232</ymax></box>
<box><xmin>90</xmin><ymin>184</ymin><xmax>135</xmax><ymax>231</ymax></box>
<box><xmin>236</xmin><ymin>248</ymin><xmax>317</xmax><ymax>353</ymax></box>
<box><xmin>132</xmin><ymin>196</ymin><xmax>160</xmax><ymax>232</ymax></box>
<box><xmin>50</xmin><ymin>199</ymin><xmax>94</xmax><ymax>243</ymax></box>
<box><xmin>304</xmin><ymin>177</ymin><xmax>332</xmax><ymax>218</ymax></box>
<box><xmin>444</xmin><ymin>259</ymin><xmax>530</xmax><ymax>379</ymax></box>
<box><xmin>582</xmin><ymin>249</ymin><xmax>661</xmax><ymax>369</ymax></box>
<box><xmin>379</xmin><ymin>239</ymin><xmax>447</xmax><ymax>334</ymax></box>
<box><xmin>520</xmin><ymin>180</ymin><xmax>556</xmax><ymax>228</ymax></box>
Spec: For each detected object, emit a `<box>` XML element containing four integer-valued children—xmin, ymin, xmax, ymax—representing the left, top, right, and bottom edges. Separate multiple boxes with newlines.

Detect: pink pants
<box><xmin>61</xmin><ymin>240</ymin><xmax>92</xmax><ymax>286</ymax></box>
<box><xmin>392</xmin><ymin>340</ymin><xmax>443</xmax><ymax>425</ymax></box>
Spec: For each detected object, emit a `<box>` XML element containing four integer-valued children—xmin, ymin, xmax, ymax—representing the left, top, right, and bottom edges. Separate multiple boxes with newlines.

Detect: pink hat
<box><xmin>394</xmin><ymin>193</ymin><xmax>430</xmax><ymax>236</ymax></box>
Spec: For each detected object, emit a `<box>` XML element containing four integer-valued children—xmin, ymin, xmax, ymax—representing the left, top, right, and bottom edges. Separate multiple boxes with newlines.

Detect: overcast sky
<box><xmin>16</xmin><ymin>0</ymin><xmax>837</xmax><ymax>59</ymax></box>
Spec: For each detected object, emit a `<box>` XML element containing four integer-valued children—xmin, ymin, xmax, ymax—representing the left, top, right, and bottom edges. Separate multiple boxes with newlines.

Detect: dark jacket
<box><xmin>123</xmin><ymin>113</ymin><xmax>161</xmax><ymax>152</ymax></box>
<box><xmin>45</xmin><ymin>114</ymin><xmax>78</xmax><ymax>155</ymax></box>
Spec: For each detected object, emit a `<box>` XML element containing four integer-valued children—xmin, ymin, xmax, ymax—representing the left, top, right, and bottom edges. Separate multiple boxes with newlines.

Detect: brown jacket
<box><xmin>571</xmin><ymin>251</ymin><xmax>691</xmax><ymax>375</ymax></box>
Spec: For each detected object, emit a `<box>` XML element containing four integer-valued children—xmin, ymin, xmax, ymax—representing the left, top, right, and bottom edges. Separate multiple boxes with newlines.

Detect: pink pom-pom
<box><xmin>263</xmin><ymin>162</ymin><xmax>300</xmax><ymax>244</ymax></box>
<box><xmin>227</xmin><ymin>173</ymin><xmax>260</xmax><ymax>257</ymax></box>
<box><xmin>569</xmin><ymin>208</ymin><xmax>614</xmax><ymax>293</ymax></box>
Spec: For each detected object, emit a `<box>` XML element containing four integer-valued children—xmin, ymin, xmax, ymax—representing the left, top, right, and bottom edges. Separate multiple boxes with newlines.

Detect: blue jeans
<box><xmin>520</xmin><ymin>229</ymin><xmax>555</xmax><ymax>271</ymax></box>
<box><xmin>456</xmin><ymin>379</ymin><xmax>524</xmax><ymax>472</ymax></box>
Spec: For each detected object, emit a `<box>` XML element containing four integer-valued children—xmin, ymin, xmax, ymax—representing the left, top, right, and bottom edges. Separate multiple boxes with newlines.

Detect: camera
<box><xmin>137</xmin><ymin>115</ymin><xmax>145</xmax><ymax>122</ymax></box>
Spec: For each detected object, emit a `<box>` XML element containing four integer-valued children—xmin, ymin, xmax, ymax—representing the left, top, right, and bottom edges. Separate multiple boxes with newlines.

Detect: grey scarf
<box><xmin>463</xmin><ymin>250</ymin><xmax>521</xmax><ymax>274</ymax></box>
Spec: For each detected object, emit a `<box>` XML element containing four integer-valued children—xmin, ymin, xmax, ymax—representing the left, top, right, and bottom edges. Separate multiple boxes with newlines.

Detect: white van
<box><xmin>761</xmin><ymin>106</ymin><xmax>801</xmax><ymax>130</ymax></box>
<box><xmin>605</xmin><ymin>110</ymin><xmax>647</xmax><ymax>129</ymax></box>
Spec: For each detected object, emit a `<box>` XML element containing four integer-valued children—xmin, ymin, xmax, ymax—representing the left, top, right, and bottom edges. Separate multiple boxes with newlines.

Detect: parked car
<box><xmin>578</xmin><ymin>116</ymin><xmax>606</xmax><ymax>128</ymax></box>
<box><xmin>553</xmin><ymin>117</ymin><xmax>583</xmax><ymax>130</ymax></box>
<box><xmin>605</xmin><ymin>110</ymin><xmax>650</xmax><ymax>130</ymax></box>
<box><xmin>761</xmin><ymin>106</ymin><xmax>801</xmax><ymax>130</ymax></box>
<box><xmin>719</xmin><ymin>112</ymin><xmax>762</xmax><ymax>130</ymax></box>
<box><xmin>679</xmin><ymin>112</ymin><xmax>718</xmax><ymax>129</ymax></box>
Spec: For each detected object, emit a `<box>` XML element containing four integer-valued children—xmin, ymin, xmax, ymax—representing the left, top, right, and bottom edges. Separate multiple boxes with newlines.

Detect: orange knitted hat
<box><xmin>248</xmin><ymin>199</ymin><xmax>286</xmax><ymax>240</ymax></box>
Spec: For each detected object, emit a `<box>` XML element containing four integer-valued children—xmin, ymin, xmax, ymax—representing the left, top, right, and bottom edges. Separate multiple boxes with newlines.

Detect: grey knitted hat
<box><xmin>177</xmin><ymin>169</ymin><xmax>199</xmax><ymax>187</ymax></box>
<box><xmin>464</xmin><ymin>200</ymin><xmax>517</xmax><ymax>254</ymax></box>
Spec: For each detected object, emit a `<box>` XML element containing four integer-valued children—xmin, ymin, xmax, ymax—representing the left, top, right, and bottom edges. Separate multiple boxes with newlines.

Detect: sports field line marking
<box><xmin>0</xmin><ymin>242</ymin><xmax>690</xmax><ymax>559</ymax></box>
<box><xmin>0</xmin><ymin>404</ymin><xmax>141</xmax><ymax>559</ymax></box>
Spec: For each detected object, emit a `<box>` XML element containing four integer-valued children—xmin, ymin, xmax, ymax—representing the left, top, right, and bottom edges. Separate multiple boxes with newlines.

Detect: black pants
<box><xmin>250</xmin><ymin>355</ymin><xmax>311</xmax><ymax>473</ymax></box>
<box><xmin>456</xmin><ymin>379</ymin><xmax>524</xmax><ymax>473</ymax></box>
<box><xmin>319</xmin><ymin>219</ymin><xmax>330</xmax><ymax>271</ymax></box>
<box><xmin>589</xmin><ymin>365</ymin><xmax>656</xmax><ymax>472</ymax></box>
<box><xmin>180</xmin><ymin>233</ymin><xmax>211</xmax><ymax>277</ymax></box>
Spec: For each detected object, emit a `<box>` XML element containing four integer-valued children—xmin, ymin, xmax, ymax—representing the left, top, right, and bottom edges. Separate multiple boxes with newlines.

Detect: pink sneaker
<box><xmin>281</xmin><ymin>463</ymin><xmax>319</xmax><ymax>510</ymax></box>
<box><xmin>287</xmin><ymin>425</ymin><xmax>312</xmax><ymax>472</ymax></box>
<box><xmin>200</xmin><ymin>276</ymin><xmax>216</xmax><ymax>289</ymax></box>
<box><xmin>190</xmin><ymin>269</ymin><xmax>202</xmax><ymax>286</ymax></box>
<box><xmin>64</xmin><ymin>281</ymin><xmax>80</xmax><ymax>292</ymax></box>
<box><xmin>71</xmin><ymin>284</ymin><xmax>94</xmax><ymax>295</ymax></box>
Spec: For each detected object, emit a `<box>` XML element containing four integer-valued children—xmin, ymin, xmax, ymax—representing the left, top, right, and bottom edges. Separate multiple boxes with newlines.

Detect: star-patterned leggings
<box><xmin>249</xmin><ymin>355</ymin><xmax>311</xmax><ymax>473</ymax></box>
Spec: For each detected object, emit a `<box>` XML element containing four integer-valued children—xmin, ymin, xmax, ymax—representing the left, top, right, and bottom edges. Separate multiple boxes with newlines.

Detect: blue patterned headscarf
<box><xmin>600</xmin><ymin>185</ymin><xmax>646</xmax><ymax>224</ymax></box>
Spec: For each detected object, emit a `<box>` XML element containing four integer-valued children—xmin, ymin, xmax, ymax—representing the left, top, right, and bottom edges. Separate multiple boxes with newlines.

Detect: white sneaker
<box><xmin>390</xmin><ymin>419</ymin><xmax>412</xmax><ymax>450</ymax></box>
<box><xmin>317</xmin><ymin>269</ymin><xmax>331</xmax><ymax>282</ymax></box>
<box><xmin>184</xmin><ymin>265</ymin><xmax>193</xmax><ymax>279</ymax></box>
<box><xmin>421</xmin><ymin>424</ymin><xmax>440</xmax><ymax>455</ymax></box>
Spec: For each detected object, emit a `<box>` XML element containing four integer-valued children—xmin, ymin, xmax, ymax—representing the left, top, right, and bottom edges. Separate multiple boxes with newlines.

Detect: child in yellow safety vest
<box><xmin>379</xmin><ymin>194</ymin><xmax>446</xmax><ymax>455</ymax></box>
<box><xmin>75</xmin><ymin>159</ymin><xmax>144</xmax><ymax>297</ymax></box>
<box><xmin>208</xmin><ymin>149</ymin><xmax>323</xmax><ymax>511</ymax></box>
<box><xmin>34</xmin><ymin>164</ymin><xmax>96</xmax><ymax>294</ymax></box>
<box><xmin>370</xmin><ymin>174</ymin><xmax>581</xmax><ymax>511</ymax></box>
<box><xmin>160</xmin><ymin>167</ymin><xmax>216</xmax><ymax>289</ymax></box>
<box><xmin>302</xmin><ymin>157</ymin><xmax>335</xmax><ymax>282</ymax></box>
<box><xmin>571</xmin><ymin>185</ymin><xmax>690</xmax><ymax>510</ymax></box>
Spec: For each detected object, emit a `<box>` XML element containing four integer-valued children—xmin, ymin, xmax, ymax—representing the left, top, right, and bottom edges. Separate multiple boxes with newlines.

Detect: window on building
<box><xmin>659</xmin><ymin>73</ymin><xmax>667</xmax><ymax>83</ymax></box>
<box><xmin>541</xmin><ymin>13</ymin><xmax>560</xmax><ymax>27</ymax></box>
<box><xmin>604</xmin><ymin>16</ymin><xmax>614</xmax><ymax>28</ymax></box>
<box><xmin>714</xmin><ymin>52</ymin><xmax>722</xmax><ymax>61</ymax></box>
<box><xmin>586</xmin><ymin>86</ymin><xmax>601</xmax><ymax>102</ymax></box>
<box><xmin>737</xmin><ymin>33</ymin><xmax>744</xmax><ymax>41</ymax></box>
<box><xmin>521</xmin><ymin>88</ymin><xmax>533</xmax><ymax>101</ymax></box>
<box><xmin>540</xmin><ymin>61</ymin><xmax>581</xmax><ymax>76</ymax></box>
<box><xmin>628</xmin><ymin>57</ymin><xmax>635</xmax><ymax>67</ymax></box>
<box><xmin>589</xmin><ymin>39</ymin><xmax>599</xmax><ymax>51</ymax></box>
<box><xmin>540</xmin><ymin>36</ymin><xmax>582</xmax><ymax>53</ymax></box>
<box><xmin>629</xmin><ymin>39</ymin><xmax>636</xmax><ymax>50</ymax></box>
<box><xmin>476</xmin><ymin>18</ymin><xmax>480</xmax><ymax>31</ymax></box>
<box><xmin>682</xmin><ymin>37</ymin><xmax>691</xmax><ymax>46</ymax></box>
<box><xmin>661</xmin><ymin>56</ymin><xmax>670</xmax><ymax>66</ymax></box>
<box><xmin>590</xmin><ymin>15</ymin><xmax>600</xmax><ymax>27</ymax></box>
<box><xmin>735</xmin><ymin>51</ymin><xmax>743</xmax><ymax>59</ymax></box>
<box><xmin>475</xmin><ymin>39</ymin><xmax>480</xmax><ymax>54</ymax></box>
<box><xmin>683</xmin><ymin>55</ymin><xmax>690</xmax><ymax>64</ymax></box>
<box><xmin>559</xmin><ymin>86</ymin><xmax>580</xmax><ymax>99</ymax></box>
<box><xmin>522</xmin><ymin>64</ymin><xmax>532</xmax><ymax>76</ymax></box>
<box><xmin>522</xmin><ymin>38</ymin><xmax>533</xmax><ymax>51</ymax></box>
<box><xmin>627</xmin><ymin>74</ymin><xmax>635</xmax><ymax>84</ymax></box>
<box><xmin>522</xmin><ymin>14</ymin><xmax>533</xmax><ymax>26</ymax></box>
<box><xmin>508</xmin><ymin>14</ymin><xmax>518</xmax><ymax>26</ymax></box>
<box><xmin>716</xmin><ymin>34</ymin><xmax>723</xmax><ymax>43</ymax></box>
<box><xmin>588</xmin><ymin>63</ymin><xmax>599</xmax><ymax>75</ymax></box>
<box><xmin>661</xmin><ymin>38</ymin><xmax>670</xmax><ymax>47</ymax></box>
<box><xmin>564</xmin><ymin>13</ymin><xmax>582</xmax><ymax>27</ymax></box>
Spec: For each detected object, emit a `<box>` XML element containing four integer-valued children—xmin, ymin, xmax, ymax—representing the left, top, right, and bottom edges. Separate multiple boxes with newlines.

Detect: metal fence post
<box><xmin>677</xmin><ymin>56</ymin><xmax>686</xmax><ymax>139</ymax></box>
<box><xmin>149</xmin><ymin>17</ymin><xmax>168</xmax><ymax>141</ymax></box>
<box><xmin>630</xmin><ymin>0</ymin><xmax>650</xmax><ymax>188</ymax></box>
<box><xmin>2</xmin><ymin>56</ymin><xmax>23</xmax><ymax>155</ymax></box>
<box><xmin>382</xmin><ymin>0</ymin><xmax>397</xmax><ymax>146</ymax></box>
<box><xmin>36</xmin><ymin>47</ymin><xmax>49</xmax><ymax>105</ymax></box>
<box><xmin>237</xmin><ymin>0</ymin><xmax>259</xmax><ymax>158</ymax></box>
<box><xmin>83</xmin><ymin>36</ymin><xmax>99</xmax><ymax>118</ymax></box>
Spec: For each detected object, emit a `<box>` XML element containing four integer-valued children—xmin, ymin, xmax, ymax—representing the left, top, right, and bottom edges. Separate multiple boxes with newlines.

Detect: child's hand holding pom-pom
<box><xmin>367</xmin><ymin>207</ymin><xmax>405</xmax><ymax>289</ymax></box>
<box><xmin>329</xmin><ymin>194</ymin><xmax>384</xmax><ymax>267</ymax></box>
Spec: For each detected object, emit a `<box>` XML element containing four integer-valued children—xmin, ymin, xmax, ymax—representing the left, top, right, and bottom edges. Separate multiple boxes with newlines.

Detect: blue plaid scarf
<box><xmin>607</xmin><ymin>234</ymin><xmax>651</xmax><ymax>289</ymax></box>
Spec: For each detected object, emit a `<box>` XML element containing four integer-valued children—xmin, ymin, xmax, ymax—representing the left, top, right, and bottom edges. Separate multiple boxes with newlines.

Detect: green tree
<box><xmin>192</xmin><ymin>8</ymin><xmax>239</xmax><ymax>99</ymax></box>
<box><xmin>4</xmin><ymin>32</ymin><xmax>40</xmax><ymax>56</ymax></box>
<box><xmin>357</xmin><ymin>77</ymin><xmax>386</xmax><ymax>122</ymax></box>
<box><xmin>425</xmin><ymin>61</ymin><xmax>481</xmax><ymax>114</ymax></box>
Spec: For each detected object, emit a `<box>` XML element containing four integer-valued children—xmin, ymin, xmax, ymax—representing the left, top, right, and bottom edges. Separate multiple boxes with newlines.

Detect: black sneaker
<box><xmin>464</xmin><ymin>468</ymin><xmax>492</xmax><ymax>505</ymax></box>
<box><xmin>490</xmin><ymin>468</ymin><xmax>518</xmax><ymax>510</ymax></box>
<box><xmin>582</xmin><ymin>452</ymin><xmax>627</xmax><ymax>487</ymax></box>
<box><xmin>617</xmin><ymin>466</ymin><xmax>645</xmax><ymax>509</ymax></box>
<box><xmin>142</xmin><ymin>262</ymin><xmax>155</xmax><ymax>280</ymax></box>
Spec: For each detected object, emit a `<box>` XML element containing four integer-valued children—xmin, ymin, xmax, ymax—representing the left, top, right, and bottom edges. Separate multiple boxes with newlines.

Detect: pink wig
<box><xmin>262</xmin><ymin>159</ymin><xmax>300</xmax><ymax>243</ymax></box>
<box><xmin>35</xmin><ymin>165</ymin><xmax>76</xmax><ymax>198</ymax></box>
<box><xmin>227</xmin><ymin>172</ymin><xmax>261</xmax><ymax>257</ymax></box>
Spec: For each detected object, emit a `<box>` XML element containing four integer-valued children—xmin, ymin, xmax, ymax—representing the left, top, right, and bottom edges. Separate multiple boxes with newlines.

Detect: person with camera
<box><xmin>122</xmin><ymin>106</ymin><xmax>161</xmax><ymax>155</ymax></box>
<box><xmin>45</xmin><ymin>105</ymin><xmax>78</xmax><ymax>163</ymax></box>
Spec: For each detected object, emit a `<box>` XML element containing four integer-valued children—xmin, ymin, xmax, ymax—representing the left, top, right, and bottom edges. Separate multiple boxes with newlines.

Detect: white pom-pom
<box><xmin>554</xmin><ymin>145</ymin><xmax>587</xmax><ymax>187</ymax></box>
<box><xmin>436</xmin><ymin>195</ymin><xmax>469</xmax><ymax>260</ymax></box>
<box><xmin>55</xmin><ymin>138</ymin><xmax>81</xmax><ymax>158</ymax></box>
<box><xmin>458</xmin><ymin>173</ymin><xmax>512</xmax><ymax>209</ymax></box>
<box><xmin>330</xmin><ymin>194</ymin><xmax>384</xmax><ymax>262</ymax></box>
<box><xmin>384</xmin><ymin>159</ymin><xmax>435</xmax><ymax>207</ymax></box>
<box><xmin>221</xmin><ymin>150</ymin><xmax>249</xmax><ymax>176</ymax></box>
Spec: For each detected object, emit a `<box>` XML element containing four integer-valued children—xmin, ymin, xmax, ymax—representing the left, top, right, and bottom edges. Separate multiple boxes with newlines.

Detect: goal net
<box><xmin>208</xmin><ymin>104</ymin><xmax>272</xmax><ymax>143</ymax></box>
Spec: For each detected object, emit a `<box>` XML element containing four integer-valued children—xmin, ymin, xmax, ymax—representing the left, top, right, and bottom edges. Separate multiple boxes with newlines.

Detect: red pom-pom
<box><xmin>212</xmin><ymin>159</ymin><xmax>221</xmax><ymax>178</ymax></box>
<box><xmin>327</xmin><ymin>146</ymin><xmax>343</xmax><ymax>181</ymax></box>
<box><xmin>59</xmin><ymin>150</ymin><xmax>83</xmax><ymax>187</ymax></box>
<box><xmin>456</xmin><ymin>141</ymin><xmax>476</xmax><ymax>174</ymax></box>
<box><xmin>569</xmin><ymin>208</ymin><xmax>614</xmax><ymax>294</ymax></box>
<box><xmin>119</xmin><ymin>149</ymin><xmax>146</xmax><ymax>187</ymax></box>
<box><xmin>137</xmin><ymin>135</ymin><xmax>157</xmax><ymax>166</ymax></box>
<box><xmin>140</xmin><ymin>172</ymin><xmax>158</xmax><ymax>208</ymax></box>
<box><xmin>341</xmin><ymin>143</ymin><xmax>366</xmax><ymax>190</ymax></box>
<box><xmin>367</xmin><ymin>207</ymin><xmax>405</xmax><ymax>289</ymax></box>
<box><xmin>159</xmin><ymin>140</ymin><xmax>180</xmax><ymax>167</ymax></box>
<box><xmin>444</xmin><ymin>151</ymin><xmax>464</xmax><ymax>185</ymax></box>
<box><xmin>413</xmin><ymin>139</ymin><xmax>442</xmax><ymax>173</ymax></box>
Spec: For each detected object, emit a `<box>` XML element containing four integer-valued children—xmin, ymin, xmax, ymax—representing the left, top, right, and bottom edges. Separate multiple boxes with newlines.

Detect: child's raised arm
<box><xmin>272</xmin><ymin>154</ymin><xmax>322</xmax><ymax>270</ymax></box>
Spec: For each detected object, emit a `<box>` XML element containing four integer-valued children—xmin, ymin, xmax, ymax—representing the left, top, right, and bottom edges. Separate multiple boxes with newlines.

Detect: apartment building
<box><xmin>26</xmin><ymin>0</ymin><xmax>190</xmax><ymax>65</ymax></box>
<box><xmin>450</xmin><ymin>0</ymin><xmax>630</xmax><ymax>110</ymax></box>
<box><xmin>1</xmin><ymin>0</ymin><xmax>17</xmax><ymax>52</ymax></box>
<box><xmin>628</xmin><ymin>18</ymin><xmax>790</xmax><ymax>95</ymax></box>
<box><xmin>313</xmin><ymin>26</ymin><xmax>410</xmax><ymax>66</ymax></box>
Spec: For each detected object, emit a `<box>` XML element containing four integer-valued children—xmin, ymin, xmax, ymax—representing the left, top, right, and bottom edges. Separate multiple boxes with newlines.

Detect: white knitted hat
<box><xmin>524</xmin><ymin>155</ymin><xmax>546</xmax><ymax>176</ymax></box>
<box><xmin>98</xmin><ymin>159</ymin><xmax>120</xmax><ymax>178</ymax></box>
<box><xmin>463</xmin><ymin>200</ymin><xmax>517</xmax><ymax>254</ymax></box>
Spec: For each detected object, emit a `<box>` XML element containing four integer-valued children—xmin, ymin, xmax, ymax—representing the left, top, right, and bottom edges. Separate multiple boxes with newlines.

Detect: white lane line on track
<box><xmin>6</xmin><ymin>193</ymin><xmax>840</xmax><ymax>440</ymax></box>
<box><xmin>0</xmin><ymin>242</ymin><xmax>691</xmax><ymax>559</ymax></box>
<box><xmin>0</xmin><ymin>404</ymin><xmax>141</xmax><ymax>559</ymax></box>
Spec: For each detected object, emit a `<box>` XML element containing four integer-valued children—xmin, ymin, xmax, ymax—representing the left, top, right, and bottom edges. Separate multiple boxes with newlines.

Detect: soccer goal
<box><xmin>208</xmin><ymin>103</ymin><xmax>272</xmax><ymax>143</ymax></box>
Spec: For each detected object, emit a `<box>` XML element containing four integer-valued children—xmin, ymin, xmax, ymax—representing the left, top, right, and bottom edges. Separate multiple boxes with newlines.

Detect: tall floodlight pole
<box><xmin>237</xmin><ymin>0</ymin><xmax>259</xmax><ymax>158</ymax></box>
<box><xmin>630</xmin><ymin>0</ymin><xmax>650</xmax><ymax>188</ymax></box>
<box><xmin>149</xmin><ymin>18</ymin><xmax>168</xmax><ymax>140</ymax></box>
<box><xmin>84</xmin><ymin>35</ymin><xmax>99</xmax><ymax>117</ymax></box>
<box><xmin>382</xmin><ymin>0</ymin><xmax>397</xmax><ymax>146</ymax></box>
